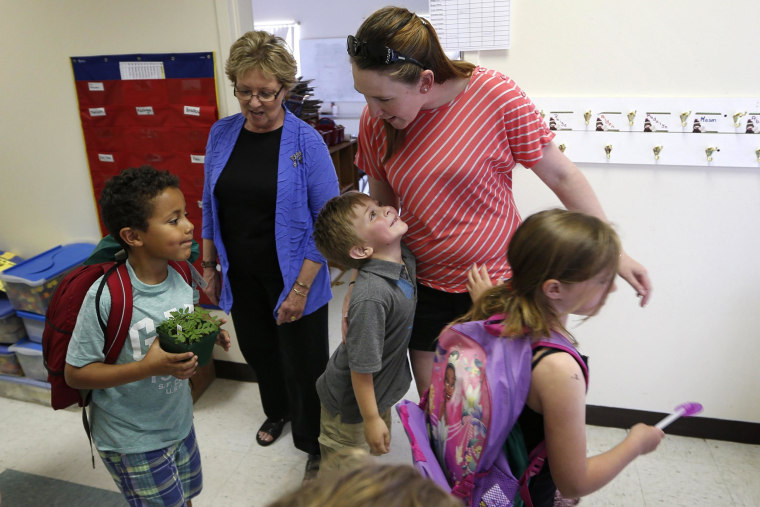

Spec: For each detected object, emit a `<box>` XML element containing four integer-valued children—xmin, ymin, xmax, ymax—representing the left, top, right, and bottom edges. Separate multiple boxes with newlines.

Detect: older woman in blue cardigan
<box><xmin>202</xmin><ymin>31</ymin><xmax>338</xmax><ymax>480</ymax></box>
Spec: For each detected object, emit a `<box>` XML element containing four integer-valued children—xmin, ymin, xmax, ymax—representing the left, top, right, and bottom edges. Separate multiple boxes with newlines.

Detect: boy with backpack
<box><xmin>64</xmin><ymin>166</ymin><xmax>230</xmax><ymax>507</ymax></box>
<box><xmin>312</xmin><ymin>191</ymin><xmax>416</xmax><ymax>471</ymax></box>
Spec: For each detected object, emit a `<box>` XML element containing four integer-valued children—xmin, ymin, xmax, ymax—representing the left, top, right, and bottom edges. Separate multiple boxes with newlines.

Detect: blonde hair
<box><xmin>352</xmin><ymin>6</ymin><xmax>476</xmax><ymax>162</ymax></box>
<box><xmin>313</xmin><ymin>191</ymin><xmax>374</xmax><ymax>269</ymax></box>
<box><xmin>225</xmin><ymin>30</ymin><xmax>297</xmax><ymax>91</ymax></box>
<box><xmin>457</xmin><ymin>209</ymin><xmax>621</xmax><ymax>341</ymax></box>
<box><xmin>267</xmin><ymin>449</ymin><xmax>461</xmax><ymax>507</ymax></box>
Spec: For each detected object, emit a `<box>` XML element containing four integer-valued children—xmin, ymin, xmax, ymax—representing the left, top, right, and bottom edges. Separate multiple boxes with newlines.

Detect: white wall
<box><xmin>252</xmin><ymin>0</ymin><xmax>428</xmax><ymax>40</ymax></box>
<box><xmin>0</xmin><ymin>0</ymin><xmax>229</xmax><ymax>256</ymax></box>
<box><xmin>482</xmin><ymin>1</ymin><xmax>760</xmax><ymax>424</ymax></box>
<box><xmin>1</xmin><ymin>0</ymin><xmax>758</xmax><ymax>424</ymax></box>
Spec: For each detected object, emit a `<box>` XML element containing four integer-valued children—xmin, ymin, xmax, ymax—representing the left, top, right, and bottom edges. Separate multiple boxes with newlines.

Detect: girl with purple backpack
<box><xmin>462</xmin><ymin>209</ymin><xmax>664</xmax><ymax>506</ymax></box>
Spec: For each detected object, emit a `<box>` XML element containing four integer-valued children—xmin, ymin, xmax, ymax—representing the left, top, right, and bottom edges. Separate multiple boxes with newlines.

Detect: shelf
<box><xmin>329</xmin><ymin>139</ymin><xmax>359</xmax><ymax>193</ymax></box>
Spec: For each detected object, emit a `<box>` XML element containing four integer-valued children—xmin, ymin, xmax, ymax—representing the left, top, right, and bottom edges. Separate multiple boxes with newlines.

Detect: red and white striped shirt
<box><xmin>356</xmin><ymin>67</ymin><xmax>554</xmax><ymax>293</ymax></box>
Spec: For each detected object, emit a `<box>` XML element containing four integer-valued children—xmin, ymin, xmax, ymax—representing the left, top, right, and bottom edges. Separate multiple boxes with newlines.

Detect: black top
<box><xmin>214</xmin><ymin>126</ymin><xmax>282</xmax><ymax>273</ymax></box>
<box><xmin>518</xmin><ymin>347</ymin><xmax>589</xmax><ymax>507</ymax></box>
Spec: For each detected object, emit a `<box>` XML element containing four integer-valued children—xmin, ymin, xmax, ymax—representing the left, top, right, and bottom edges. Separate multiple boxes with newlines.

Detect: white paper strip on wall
<box><xmin>119</xmin><ymin>61</ymin><xmax>165</xmax><ymax>80</ymax></box>
<box><xmin>429</xmin><ymin>0</ymin><xmax>511</xmax><ymax>52</ymax></box>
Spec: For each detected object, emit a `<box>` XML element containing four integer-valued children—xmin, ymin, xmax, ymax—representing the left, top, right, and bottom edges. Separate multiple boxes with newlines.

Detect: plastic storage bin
<box><xmin>0</xmin><ymin>374</ymin><xmax>51</xmax><ymax>407</ymax></box>
<box><xmin>0</xmin><ymin>343</ymin><xmax>23</xmax><ymax>375</ymax></box>
<box><xmin>10</xmin><ymin>339</ymin><xmax>46</xmax><ymax>382</ymax></box>
<box><xmin>0</xmin><ymin>298</ymin><xmax>26</xmax><ymax>344</ymax></box>
<box><xmin>0</xmin><ymin>250</ymin><xmax>25</xmax><ymax>292</ymax></box>
<box><xmin>17</xmin><ymin>311</ymin><xmax>44</xmax><ymax>343</ymax></box>
<box><xmin>0</xmin><ymin>243</ymin><xmax>95</xmax><ymax>315</ymax></box>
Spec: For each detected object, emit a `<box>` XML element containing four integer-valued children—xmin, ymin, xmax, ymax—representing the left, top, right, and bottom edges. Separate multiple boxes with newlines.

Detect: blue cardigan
<box><xmin>202</xmin><ymin>107</ymin><xmax>339</xmax><ymax>316</ymax></box>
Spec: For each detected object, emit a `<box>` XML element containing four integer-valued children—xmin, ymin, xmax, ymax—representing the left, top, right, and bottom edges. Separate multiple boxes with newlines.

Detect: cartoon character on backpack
<box><xmin>429</xmin><ymin>348</ymin><xmax>488</xmax><ymax>483</ymax></box>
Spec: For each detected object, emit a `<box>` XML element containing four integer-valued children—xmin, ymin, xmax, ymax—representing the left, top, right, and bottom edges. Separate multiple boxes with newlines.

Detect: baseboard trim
<box><xmin>586</xmin><ymin>405</ymin><xmax>759</xmax><ymax>445</ymax></box>
<box><xmin>210</xmin><ymin>365</ymin><xmax>758</xmax><ymax>445</ymax></box>
<box><xmin>213</xmin><ymin>360</ymin><xmax>257</xmax><ymax>383</ymax></box>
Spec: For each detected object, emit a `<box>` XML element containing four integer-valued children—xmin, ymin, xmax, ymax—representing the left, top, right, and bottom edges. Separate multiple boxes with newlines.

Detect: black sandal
<box><xmin>255</xmin><ymin>418</ymin><xmax>288</xmax><ymax>447</ymax></box>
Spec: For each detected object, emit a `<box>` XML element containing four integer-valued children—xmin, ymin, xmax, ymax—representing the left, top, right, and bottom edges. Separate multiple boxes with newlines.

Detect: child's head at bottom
<box><xmin>266</xmin><ymin>449</ymin><xmax>461</xmax><ymax>507</ymax></box>
<box><xmin>314</xmin><ymin>190</ymin><xmax>407</xmax><ymax>268</ymax></box>
<box><xmin>99</xmin><ymin>165</ymin><xmax>193</xmax><ymax>261</ymax></box>
<box><xmin>465</xmin><ymin>209</ymin><xmax>621</xmax><ymax>337</ymax></box>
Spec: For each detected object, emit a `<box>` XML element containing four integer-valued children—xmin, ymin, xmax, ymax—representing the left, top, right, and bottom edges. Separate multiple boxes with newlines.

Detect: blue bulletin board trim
<box><xmin>71</xmin><ymin>52</ymin><xmax>214</xmax><ymax>81</ymax></box>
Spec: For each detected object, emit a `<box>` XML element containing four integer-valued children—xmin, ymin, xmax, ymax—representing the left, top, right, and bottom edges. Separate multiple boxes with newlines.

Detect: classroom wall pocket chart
<box><xmin>71</xmin><ymin>52</ymin><xmax>219</xmax><ymax>304</ymax></box>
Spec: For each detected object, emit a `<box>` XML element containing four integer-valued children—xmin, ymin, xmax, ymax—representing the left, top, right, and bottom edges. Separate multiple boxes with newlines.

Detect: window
<box><xmin>253</xmin><ymin>21</ymin><xmax>301</xmax><ymax>75</ymax></box>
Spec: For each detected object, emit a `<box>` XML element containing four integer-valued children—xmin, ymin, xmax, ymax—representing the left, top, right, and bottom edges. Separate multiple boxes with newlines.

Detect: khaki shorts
<box><xmin>318</xmin><ymin>404</ymin><xmax>392</xmax><ymax>475</ymax></box>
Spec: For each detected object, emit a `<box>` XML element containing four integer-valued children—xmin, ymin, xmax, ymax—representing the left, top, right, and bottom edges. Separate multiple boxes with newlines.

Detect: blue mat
<box><xmin>0</xmin><ymin>469</ymin><xmax>126</xmax><ymax>506</ymax></box>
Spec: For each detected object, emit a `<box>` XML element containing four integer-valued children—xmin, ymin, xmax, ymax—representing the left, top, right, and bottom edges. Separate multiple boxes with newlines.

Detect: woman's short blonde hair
<box><xmin>225</xmin><ymin>30</ymin><xmax>297</xmax><ymax>90</ymax></box>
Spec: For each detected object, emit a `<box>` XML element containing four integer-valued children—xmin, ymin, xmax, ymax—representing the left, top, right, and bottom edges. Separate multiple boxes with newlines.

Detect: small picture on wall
<box><xmin>644</xmin><ymin>112</ymin><xmax>670</xmax><ymax>132</ymax></box>
<box><xmin>744</xmin><ymin>114</ymin><xmax>758</xmax><ymax>134</ymax></box>
<box><xmin>595</xmin><ymin>112</ymin><xmax>622</xmax><ymax>132</ymax></box>
<box><xmin>548</xmin><ymin>111</ymin><xmax>573</xmax><ymax>131</ymax></box>
<box><xmin>692</xmin><ymin>112</ymin><xmax>722</xmax><ymax>133</ymax></box>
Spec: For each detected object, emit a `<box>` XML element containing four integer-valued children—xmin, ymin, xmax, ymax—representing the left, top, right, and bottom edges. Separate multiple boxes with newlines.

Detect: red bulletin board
<box><xmin>71</xmin><ymin>52</ymin><xmax>218</xmax><ymax>304</ymax></box>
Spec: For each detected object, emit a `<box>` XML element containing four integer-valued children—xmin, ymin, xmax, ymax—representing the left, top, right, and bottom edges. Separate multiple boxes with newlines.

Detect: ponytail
<box><xmin>455</xmin><ymin>282</ymin><xmax>558</xmax><ymax>339</ymax></box>
<box><xmin>455</xmin><ymin>209</ymin><xmax>621</xmax><ymax>342</ymax></box>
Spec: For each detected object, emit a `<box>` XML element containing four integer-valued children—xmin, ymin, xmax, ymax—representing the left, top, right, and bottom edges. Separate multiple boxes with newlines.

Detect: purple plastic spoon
<box><xmin>655</xmin><ymin>402</ymin><xmax>703</xmax><ymax>430</ymax></box>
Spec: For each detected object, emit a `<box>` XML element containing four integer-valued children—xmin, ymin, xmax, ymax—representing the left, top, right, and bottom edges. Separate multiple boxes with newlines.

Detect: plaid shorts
<box><xmin>99</xmin><ymin>425</ymin><xmax>203</xmax><ymax>507</ymax></box>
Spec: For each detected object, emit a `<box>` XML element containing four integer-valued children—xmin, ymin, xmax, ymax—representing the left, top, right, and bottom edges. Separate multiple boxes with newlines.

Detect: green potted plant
<box><xmin>156</xmin><ymin>307</ymin><xmax>222</xmax><ymax>366</ymax></box>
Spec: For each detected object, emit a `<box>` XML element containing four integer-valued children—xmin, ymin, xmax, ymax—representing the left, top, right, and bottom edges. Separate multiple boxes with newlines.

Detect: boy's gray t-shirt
<box><xmin>317</xmin><ymin>244</ymin><xmax>416</xmax><ymax>424</ymax></box>
<box><xmin>66</xmin><ymin>260</ymin><xmax>198</xmax><ymax>453</ymax></box>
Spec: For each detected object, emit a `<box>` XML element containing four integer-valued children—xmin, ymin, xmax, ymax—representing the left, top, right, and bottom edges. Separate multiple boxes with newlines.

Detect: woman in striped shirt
<box><xmin>346</xmin><ymin>6</ymin><xmax>651</xmax><ymax>394</ymax></box>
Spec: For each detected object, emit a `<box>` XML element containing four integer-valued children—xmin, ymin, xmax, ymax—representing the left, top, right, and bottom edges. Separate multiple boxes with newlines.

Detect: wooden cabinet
<box><xmin>329</xmin><ymin>140</ymin><xmax>360</xmax><ymax>193</ymax></box>
<box><xmin>190</xmin><ymin>361</ymin><xmax>215</xmax><ymax>403</ymax></box>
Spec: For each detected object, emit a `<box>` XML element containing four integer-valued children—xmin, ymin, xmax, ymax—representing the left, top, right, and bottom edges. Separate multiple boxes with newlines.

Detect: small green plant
<box><xmin>156</xmin><ymin>307</ymin><xmax>222</xmax><ymax>344</ymax></box>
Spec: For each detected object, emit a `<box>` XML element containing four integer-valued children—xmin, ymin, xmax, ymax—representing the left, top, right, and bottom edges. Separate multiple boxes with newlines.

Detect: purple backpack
<box><xmin>396</xmin><ymin>316</ymin><xmax>588</xmax><ymax>507</ymax></box>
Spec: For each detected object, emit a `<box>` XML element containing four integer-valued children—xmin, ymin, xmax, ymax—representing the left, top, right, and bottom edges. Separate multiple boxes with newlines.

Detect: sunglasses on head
<box><xmin>346</xmin><ymin>35</ymin><xmax>425</xmax><ymax>69</ymax></box>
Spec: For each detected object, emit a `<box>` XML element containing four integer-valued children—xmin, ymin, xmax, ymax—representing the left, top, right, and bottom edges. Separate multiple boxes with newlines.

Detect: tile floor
<box><xmin>1</xmin><ymin>276</ymin><xmax>758</xmax><ymax>506</ymax></box>
<box><xmin>2</xmin><ymin>382</ymin><xmax>760</xmax><ymax>506</ymax></box>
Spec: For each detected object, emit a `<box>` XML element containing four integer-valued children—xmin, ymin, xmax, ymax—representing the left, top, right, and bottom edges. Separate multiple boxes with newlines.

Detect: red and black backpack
<box><xmin>42</xmin><ymin>259</ymin><xmax>192</xmax><ymax>465</ymax></box>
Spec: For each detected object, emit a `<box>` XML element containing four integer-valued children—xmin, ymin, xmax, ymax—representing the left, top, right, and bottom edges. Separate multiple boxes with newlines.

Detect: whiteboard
<box><xmin>300</xmin><ymin>38</ymin><xmax>364</xmax><ymax>103</ymax></box>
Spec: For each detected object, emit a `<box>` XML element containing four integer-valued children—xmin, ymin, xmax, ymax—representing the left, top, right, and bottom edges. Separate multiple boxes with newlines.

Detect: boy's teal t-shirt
<box><xmin>66</xmin><ymin>260</ymin><xmax>198</xmax><ymax>453</ymax></box>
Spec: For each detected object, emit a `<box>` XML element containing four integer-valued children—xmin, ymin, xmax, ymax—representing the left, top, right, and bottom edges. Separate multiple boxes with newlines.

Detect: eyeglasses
<box><xmin>233</xmin><ymin>84</ymin><xmax>284</xmax><ymax>103</ymax></box>
<box><xmin>346</xmin><ymin>35</ymin><xmax>425</xmax><ymax>69</ymax></box>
